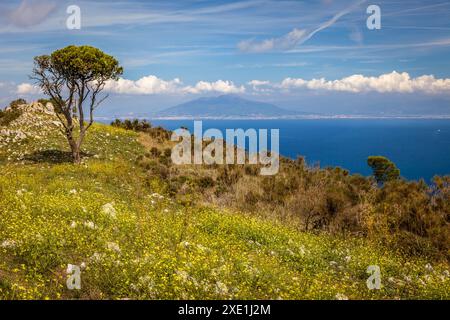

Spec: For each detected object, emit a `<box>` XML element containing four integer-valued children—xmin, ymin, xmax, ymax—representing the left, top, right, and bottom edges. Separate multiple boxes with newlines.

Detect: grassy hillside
<box><xmin>0</xmin><ymin>103</ymin><xmax>449</xmax><ymax>299</ymax></box>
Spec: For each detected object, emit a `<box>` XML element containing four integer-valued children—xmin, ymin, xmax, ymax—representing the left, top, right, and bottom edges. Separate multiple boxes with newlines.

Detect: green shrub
<box><xmin>0</xmin><ymin>105</ymin><xmax>23</xmax><ymax>126</ymax></box>
<box><xmin>196</xmin><ymin>176</ymin><xmax>215</xmax><ymax>190</ymax></box>
<box><xmin>8</xmin><ymin>98</ymin><xmax>27</xmax><ymax>109</ymax></box>
<box><xmin>163</xmin><ymin>148</ymin><xmax>172</xmax><ymax>158</ymax></box>
<box><xmin>150</xmin><ymin>147</ymin><xmax>161</xmax><ymax>157</ymax></box>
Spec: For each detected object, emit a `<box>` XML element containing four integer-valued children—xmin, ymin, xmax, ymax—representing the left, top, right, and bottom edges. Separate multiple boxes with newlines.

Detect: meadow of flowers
<box><xmin>0</xmin><ymin>110</ymin><xmax>449</xmax><ymax>300</ymax></box>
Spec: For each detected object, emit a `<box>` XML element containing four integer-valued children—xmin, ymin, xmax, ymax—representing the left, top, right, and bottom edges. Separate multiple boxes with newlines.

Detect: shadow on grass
<box><xmin>22</xmin><ymin>149</ymin><xmax>91</xmax><ymax>164</ymax></box>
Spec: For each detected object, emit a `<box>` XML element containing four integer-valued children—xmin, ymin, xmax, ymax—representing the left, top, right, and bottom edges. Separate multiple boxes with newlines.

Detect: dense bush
<box><xmin>9</xmin><ymin>98</ymin><xmax>27</xmax><ymax>109</ymax></box>
<box><xmin>0</xmin><ymin>99</ymin><xmax>26</xmax><ymax>126</ymax></box>
<box><xmin>111</xmin><ymin>119</ymin><xmax>171</xmax><ymax>142</ymax></box>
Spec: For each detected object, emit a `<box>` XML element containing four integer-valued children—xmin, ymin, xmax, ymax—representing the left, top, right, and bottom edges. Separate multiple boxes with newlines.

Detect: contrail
<box><xmin>301</xmin><ymin>0</ymin><xmax>368</xmax><ymax>45</ymax></box>
<box><xmin>238</xmin><ymin>0</ymin><xmax>368</xmax><ymax>53</ymax></box>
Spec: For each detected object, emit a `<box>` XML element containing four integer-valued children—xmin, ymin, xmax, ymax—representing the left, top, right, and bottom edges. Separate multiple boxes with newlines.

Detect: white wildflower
<box><xmin>335</xmin><ymin>293</ymin><xmax>349</xmax><ymax>300</ymax></box>
<box><xmin>16</xmin><ymin>188</ymin><xmax>27</xmax><ymax>196</ymax></box>
<box><xmin>107</xmin><ymin>242</ymin><xmax>121</xmax><ymax>253</ymax></box>
<box><xmin>90</xmin><ymin>252</ymin><xmax>104</xmax><ymax>262</ymax></box>
<box><xmin>180</xmin><ymin>241</ymin><xmax>190</xmax><ymax>249</ymax></box>
<box><xmin>83</xmin><ymin>221</ymin><xmax>96</xmax><ymax>229</ymax></box>
<box><xmin>286</xmin><ymin>249</ymin><xmax>295</xmax><ymax>256</ymax></box>
<box><xmin>298</xmin><ymin>246</ymin><xmax>306</xmax><ymax>256</ymax></box>
<box><xmin>101</xmin><ymin>203</ymin><xmax>117</xmax><ymax>219</ymax></box>
<box><xmin>176</xmin><ymin>270</ymin><xmax>190</xmax><ymax>282</ymax></box>
<box><xmin>425</xmin><ymin>263</ymin><xmax>433</xmax><ymax>272</ymax></box>
<box><xmin>215</xmin><ymin>281</ymin><xmax>229</xmax><ymax>295</ymax></box>
<box><xmin>70</xmin><ymin>221</ymin><xmax>77</xmax><ymax>228</ymax></box>
<box><xmin>1</xmin><ymin>239</ymin><xmax>17</xmax><ymax>249</ymax></box>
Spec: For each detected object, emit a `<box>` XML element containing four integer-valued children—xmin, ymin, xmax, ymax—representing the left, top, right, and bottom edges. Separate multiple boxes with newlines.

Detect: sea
<box><xmin>134</xmin><ymin>119</ymin><xmax>450</xmax><ymax>182</ymax></box>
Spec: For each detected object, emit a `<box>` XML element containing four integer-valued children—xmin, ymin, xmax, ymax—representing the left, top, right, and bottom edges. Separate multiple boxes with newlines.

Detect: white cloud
<box><xmin>277</xmin><ymin>71</ymin><xmax>450</xmax><ymax>94</ymax></box>
<box><xmin>16</xmin><ymin>83</ymin><xmax>41</xmax><ymax>95</ymax></box>
<box><xmin>238</xmin><ymin>0</ymin><xmax>367</xmax><ymax>53</ymax></box>
<box><xmin>104</xmin><ymin>76</ymin><xmax>245</xmax><ymax>95</ymax></box>
<box><xmin>104</xmin><ymin>75</ymin><xmax>182</xmax><ymax>95</ymax></box>
<box><xmin>248</xmin><ymin>80</ymin><xmax>270</xmax><ymax>87</ymax></box>
<box><xmin>247</xmin><ymin>80</ymin><xmax>273</xmax><ymax>93</ymax></box>
<box><xmin>8</xmin><ymin>0</ymin><xmax>57</xmax><ymax>28</ymax></box>
<box><xmin>16</xmin><ymin>71</ymin><xmax>449</xmax><ymax>98</ymax></box>
<box><xmin>238</xmin><ymin>28</ymin><xmax>307</xmax><ymax>53</ymax></box>
<box><xmin>183</xmin><ymin>80</ymin><xmax>245</xmax><ymax>94</ymax></box>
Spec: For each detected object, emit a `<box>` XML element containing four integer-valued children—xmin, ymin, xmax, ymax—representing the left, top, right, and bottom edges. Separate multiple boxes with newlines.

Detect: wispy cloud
<box><xmin>6</xmin><ymin>0</ymin><xmax>57</xmax><ymax>28</ymax></box>
<box><xmin>238</xmin><ymin>0</ymin><xmax>367</xmax><ymax>53</ymax></box>
<box><xmin>285</xmin><ymin>38</ymin><xmax>450</xmax><ymax>54</ymax></box>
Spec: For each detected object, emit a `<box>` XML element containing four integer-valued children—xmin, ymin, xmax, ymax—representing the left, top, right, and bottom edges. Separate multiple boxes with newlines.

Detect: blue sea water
<box><xmin>147</xmin><ymin>119</ymin><xmax>450</xmax><ymax>182</ymax></box>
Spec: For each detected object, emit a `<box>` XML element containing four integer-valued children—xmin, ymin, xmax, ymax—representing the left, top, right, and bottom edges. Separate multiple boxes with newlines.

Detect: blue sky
<box><xmin>1</xmin><ymin>0</ymin><xmax>450</xmax><ymax>116</ymax></box>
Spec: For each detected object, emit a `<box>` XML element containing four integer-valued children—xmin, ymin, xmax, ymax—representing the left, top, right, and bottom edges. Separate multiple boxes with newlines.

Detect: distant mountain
<box><xmin>153</xmin><ymin>95</ymin><xmax>312</xmax><ymax>119</ymax></box>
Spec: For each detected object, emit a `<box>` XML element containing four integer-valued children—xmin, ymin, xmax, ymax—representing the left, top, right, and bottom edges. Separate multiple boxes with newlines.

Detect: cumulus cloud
<box><xmin>104</xmin><ymin>76</ymin><xmax>245</xmax><ymax>95</ymax></box>
<box><xmin>247</xmin><ymin>80</ymin><xmax>273</xmax><ymax>93</ymax></box>
<box><xmin>17</xmin><ymin>71</ymin><xmax>449</xmax><ymax>98</ymax></box>
<box><xmin>16</xmin><ymin>83</ymin><xmax>41</xmax><ymax>95</ymax></box>
<box><xmin>8</xmin><ymin>0</ymin><xmax>57</xmax><ymax>28</ymax></box>
<box><xmin>15</xmin><ymin>76</ymin><xmax>245</xmax><ymax>97</ymax></box>
<box><xmin>248</xmin><ymin>80</ymin><xmax>270</xmax><ymax>87</ymax></box>
<box><xmin>277</xmin><ymin>71</ymin><xmax>450</xmax><ymax>94</ymax></box>
<box><xmin>238</xmin><ymin>0</ymin><xmax>367</xmax><ymax>53</ymax></box>
<box><xmin>183</xmin><ymin>80</ymin><xmax>245</xmax><ymax>94</ymax></box>
<box><xmin>104</xmin><ymin>75</ymin><xmax>182</xmax><ymax>95</ymax></box>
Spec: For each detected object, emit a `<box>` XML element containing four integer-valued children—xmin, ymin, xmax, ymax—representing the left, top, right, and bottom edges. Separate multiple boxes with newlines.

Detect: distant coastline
<box><xmin>98</xmin><ymin>115</ymin><xmax>450</xmax><ymax>121</ymax></box>
<box><xmin>98</xmin><ymin>95</ymin><xmax>450</xmax><ymax>121</ymax></box>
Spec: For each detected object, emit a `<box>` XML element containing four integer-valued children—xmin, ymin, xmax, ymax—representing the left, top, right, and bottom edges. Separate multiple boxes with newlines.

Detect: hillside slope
<box><xmin>0</xmin><ymin>103</ymin><xmax>449</xmax><ymax>299</ymax></box>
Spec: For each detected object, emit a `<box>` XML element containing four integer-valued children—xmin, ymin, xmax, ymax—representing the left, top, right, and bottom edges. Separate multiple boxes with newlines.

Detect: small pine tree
<box><xmin>367</xmin><ymin>156</ymin><xmax>400</xmax><ymax>184</ymax></box>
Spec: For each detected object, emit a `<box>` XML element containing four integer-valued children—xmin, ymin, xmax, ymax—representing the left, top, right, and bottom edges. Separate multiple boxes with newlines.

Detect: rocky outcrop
<box><xmin>0</xmin><ymin>101</ymin><xmax>62</xmax><ymax>148</ymax></box>
<box><xmin>5</xmin><ymin>101</ymin><xmax>55</xmax><ymax>115</ymax></box>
